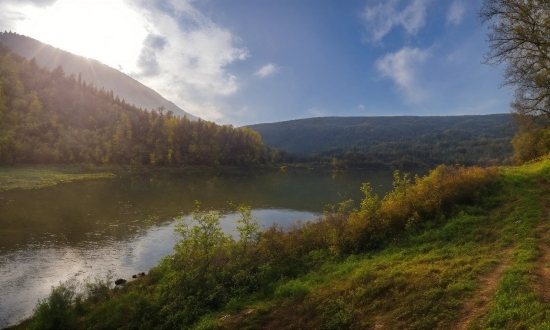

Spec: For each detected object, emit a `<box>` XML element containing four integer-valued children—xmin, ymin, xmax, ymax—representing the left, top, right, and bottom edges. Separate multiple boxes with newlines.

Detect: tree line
<box><xmin>249</xmin><ymin>115</ymin><xmax>516</xmax><ymax>169</ymax></box>
<box><xmin>481</xmin><ymin>0</ymin><xmax>550</xmax><ymax>163</ymax></box>
<box><xmin>0</xmin><ymin>43</ymin><xmax>267</xmax><ymax>166</ymax></box>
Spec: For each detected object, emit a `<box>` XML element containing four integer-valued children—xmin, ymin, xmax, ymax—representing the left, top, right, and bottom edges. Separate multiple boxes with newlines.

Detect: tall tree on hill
<box><xmin>481</xmin><ymin>0</ymin><xmax>550</xmax><ymax>162</ymax></box>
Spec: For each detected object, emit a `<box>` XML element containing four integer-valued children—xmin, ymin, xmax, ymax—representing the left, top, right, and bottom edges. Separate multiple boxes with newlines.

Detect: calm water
<box><xmin>0</xmin><ymin>168</ymin><xmax>396</xmax><ymax>328</ymax></box>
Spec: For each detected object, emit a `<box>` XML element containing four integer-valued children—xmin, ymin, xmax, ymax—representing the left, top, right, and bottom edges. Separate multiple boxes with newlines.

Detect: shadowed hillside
<box><xmin>248</xmin><ymin>115</ymin><xmax>517</xmax><ymax>167</ymax></box>
<box><xmin>0</xmin><ymin>31</ymin><xmax>196</xmax><ymax>120</ymax></box>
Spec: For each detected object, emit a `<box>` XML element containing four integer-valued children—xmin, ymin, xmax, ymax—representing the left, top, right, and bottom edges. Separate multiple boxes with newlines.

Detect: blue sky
<box><xmin>0</xmin><ymin>0</ymin><xmax>510</xmax><ymax>125</ymax></box>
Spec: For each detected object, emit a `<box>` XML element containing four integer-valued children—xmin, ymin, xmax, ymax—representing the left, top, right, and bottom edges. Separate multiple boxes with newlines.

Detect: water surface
<box><xmin>0</xmin><ymin>168</ymin><xmax>396</xmax><ymax>327</ymax></box>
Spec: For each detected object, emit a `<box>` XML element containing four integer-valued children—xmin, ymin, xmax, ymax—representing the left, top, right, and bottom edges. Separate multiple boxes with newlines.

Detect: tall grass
<box><xmin>21</xmin><ymin>164</ymin><xmax>499</xmax><ymax>329</ymax></box>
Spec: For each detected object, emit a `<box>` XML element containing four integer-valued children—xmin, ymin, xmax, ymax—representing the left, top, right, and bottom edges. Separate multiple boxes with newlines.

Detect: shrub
<box><xmin>343</xmin><ymin>165</ymin><xmax>498</xmax><ymax>252</ymax></box>
<box><xmin>32</xmin><ymin>280</ymin><xmax>79</xmax><ymax>330</ymax></box>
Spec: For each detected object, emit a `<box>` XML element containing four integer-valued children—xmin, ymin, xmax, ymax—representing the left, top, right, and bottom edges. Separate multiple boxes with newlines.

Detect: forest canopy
<box><xmin>248</xmin><ymin>116</ymin><xmax>516</xmax><ymax>168</ymax></box>
<box><xmin>0</xmin><ymin>43</ymin><xmax>267</xmax><ymax>166</ymax></box>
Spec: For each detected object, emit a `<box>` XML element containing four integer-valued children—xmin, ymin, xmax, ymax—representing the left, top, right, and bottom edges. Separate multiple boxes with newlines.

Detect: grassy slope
<box><xmin>0</xmin><ymin>166</ymin><xmax>116</xmax><ymax>191</ymax></box>
<box><xmin>9</xmin><ymin>160</ymin><xmax>550</xmax><ymax>329</ymax></box>
<box><xmin>212</xmin><ymin>159</ymin><xmax>550</xmax><ymax>329</ymax></box>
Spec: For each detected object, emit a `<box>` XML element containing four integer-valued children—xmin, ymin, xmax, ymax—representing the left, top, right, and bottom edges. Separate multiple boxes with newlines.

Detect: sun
<box><xmin>13</xmin><ymin>0</ymin><xmax>148</xmax><ymax>73</ymax></box>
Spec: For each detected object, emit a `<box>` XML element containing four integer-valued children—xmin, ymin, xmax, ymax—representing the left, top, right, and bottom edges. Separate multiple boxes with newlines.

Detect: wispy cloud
<box><xmin>361</xmin><ymin>0</ymin><xmax>429</xmax><ymax>42</ymax></box>
<box><xmin>0</xmin><ymin>0</ymin><xmax>250</xmax><ymax>122</ymax></box>
<box><xmin>254</xmin><ymin>63</ymin><xmax>280</xmax><ymax>78</ymax></box>
<box><xmin>130</xmin><ymin>0</ymin><xmax>250</xmax><ymax>121</ymax></box>
<box><xmin>307</xmin><ymin>107</ymin><xmax>326</xmax><ymax>117</ymax></box>
<box><xmin>446</xmin><ymin>1</ymin><xmax>465</xmax><ymax>26</ymax></box>
<box><xmin>376</xmin><ymin>47</ymin><xmax>429</xmax><ymax>103</ymax></box>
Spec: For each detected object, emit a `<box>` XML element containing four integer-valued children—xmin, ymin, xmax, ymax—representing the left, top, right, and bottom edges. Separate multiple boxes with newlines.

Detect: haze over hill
<box><xmin>0</xmin><ymin>43</ymin><xmax>264</xmax><ymax>166</ymax></box>
<box><xmin>248</xmin><ymin>114</ymin><xmax>517</xmax><ymax>167</ymax></box>
<box><xmin>248</xmin><ymin>115</ymin><xmax>515</xmax><ymax>153</ymax></box>
<box><xmin>0</xmin><ymin>32</ymin><xmax>197</xmax><ymax>120</ymax></box>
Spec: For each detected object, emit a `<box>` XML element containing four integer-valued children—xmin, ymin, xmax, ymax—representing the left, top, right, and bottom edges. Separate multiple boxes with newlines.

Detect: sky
<box><xmin>0</xmin><ymin>0</ymin><xmax>511</xmax><ymax>126</ymax></box>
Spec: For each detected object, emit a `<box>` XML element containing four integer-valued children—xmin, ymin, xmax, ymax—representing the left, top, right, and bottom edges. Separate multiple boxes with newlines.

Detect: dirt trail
<box><xmin>454</xmin><ymin>247</ymin><xmax>512</xmax><ymax>330</ymax></box>
<box><xmin>456</xmin><ymin>177</ymin><xmax>550</xmax><ymax>329</ymax></box>
<box><xmin>535</xmin><ymin>177</ymin><xmax>550</xmax><ymax>304</ymax></box>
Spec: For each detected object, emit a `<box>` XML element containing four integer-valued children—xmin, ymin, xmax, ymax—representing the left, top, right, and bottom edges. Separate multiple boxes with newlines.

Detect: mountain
<box><xmin>248</xmin><ymin>115</ymin><xmax>515</xmax><ymax>154</ymax></box>
<box><xmin>0</xmin><ymin>31</ymin><xmax>196</xmax><ymax>120</ymax></box>
<box><xmin>0</xmin><ymin>42</ymin><xmax>265</xmax><ymax>166</ymax></box>
<box><xmin>248</xmin><ymin>114</ymin><xmax>518</xmax><ymax>167</ymax></box>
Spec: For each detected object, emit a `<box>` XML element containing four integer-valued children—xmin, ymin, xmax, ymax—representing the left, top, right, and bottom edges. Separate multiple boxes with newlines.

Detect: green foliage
<box><xmin>231</xmin><ymin>202</ymin><xmax>260</xmax><ymax>255</ymax></box>
<box><xmin>173</xmin><ymin>201</ymin><xmax>232</xmax><ymax>276</ymax></box>
<box><xmin>274</xmin><ymin>279</ymin><xmax>311</xmax><ymax>300</ymax></box>
<box><xmin>248</xmin><ymin>115</ymin><xmax>516</xmax><ymax>168</ymax></box>
<box><xmin>318</xmin><ymin>297</ymin><xmax>356</xmax><ymax>330</ymax></box>
<box><xmin>0</xmin><ymin>165</ymin><xmax>115</xmax><ymax>191</ymax></box>
<box><xmin>84</xmin><ymin>272</ymin><xmax>114</xmax><ymax>304</ymax></box>
<box><xmin>32</xmin><ymin>281</ymin><xmax>79</xmax><ymax>330</ymax></box>
<box><xmin>0</xmin><ymin>43</ymin><xmax>267</xmax><ymax>166</ymax></box>
<box><xmin>23</xmin><ymin>164</ymin><xmax>503</xmax><ymax>330</ymax></box>
<box><xmin>511</xmin><ymin>121</ymin><xmax>550</xmax><ymax>164</ymax></box>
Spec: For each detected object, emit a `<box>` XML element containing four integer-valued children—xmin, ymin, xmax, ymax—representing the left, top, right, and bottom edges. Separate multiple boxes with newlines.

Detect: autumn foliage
<box><xmin>29</xmin><ymin>165</ymin><xmax>498</xmax><ymax>329</ymax></box>
<box><xmin>276</xmin><ymin>165</ymin><xmax>499</xmax><ymax>256</ymax></box>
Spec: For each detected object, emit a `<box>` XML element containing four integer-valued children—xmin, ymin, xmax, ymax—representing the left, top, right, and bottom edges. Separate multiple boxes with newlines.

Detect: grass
<box><xmin>10</xmin><ymin>158</ymin><xmax>550</xmax><ymax>329</ymax></box>
<box><xmin>0</xmin><ymin>165</ymin><xmax>116</xmax><ymax>191</ymax></box>
<box><xmin>216</xmin><ymin>159</ymin><xmax>550</xmax><ymax>329</ymax></box>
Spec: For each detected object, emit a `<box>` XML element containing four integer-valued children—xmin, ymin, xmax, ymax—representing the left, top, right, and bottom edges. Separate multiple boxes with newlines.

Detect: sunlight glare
<box><xmin>15</xmin><ymin>0</ymin><xmax>148</xmax><ymax>73</ymax></box>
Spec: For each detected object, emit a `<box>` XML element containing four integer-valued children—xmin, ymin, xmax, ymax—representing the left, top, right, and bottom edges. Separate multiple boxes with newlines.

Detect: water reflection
<box><xmin>0</xmin><ymin>168</ymin><xmax>396</xmax><ymax>328</ymax></box>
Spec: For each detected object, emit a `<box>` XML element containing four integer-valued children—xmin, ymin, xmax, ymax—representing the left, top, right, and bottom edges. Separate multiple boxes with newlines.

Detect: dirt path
<box><xmin>454</xmin><ymin>247</ymin><xmax>512</xmax><ymax>330</ymax></box>
<box><xmin>535</xmin><ymin>177</ymin><xmax>550</xmax><ymax>304</ymax></box>
<box><xmin>455</xmin><ymin>176</ymin><xmax>550</xmax><ymax>329</ymax></box>
<box><xmin>536</xmin><ymin>238</ymin><xmax>550</xmax><ymax>304</ymax></box>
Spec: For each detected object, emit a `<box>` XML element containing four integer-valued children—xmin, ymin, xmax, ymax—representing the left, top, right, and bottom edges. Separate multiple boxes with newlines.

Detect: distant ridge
<box><xmin>0</xmin><ymin>32</ymin><xmax>197</xmax><ymax>120</ymax></box>
<box><xmin>247</xmin><ymin>114</ymin><xmax>516</xmax><ymax>154</ymax></box>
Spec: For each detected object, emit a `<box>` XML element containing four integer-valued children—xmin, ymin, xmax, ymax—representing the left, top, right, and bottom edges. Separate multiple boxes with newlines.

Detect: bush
<box><xmin>33</xmin><ymin>280</ymin><xmax>79</xmax><ymax>330</ymax></box>
<box><xmin>343</xmin><ymin>165</ymin><xmax>498</xmax><ymax>252</ymax></box>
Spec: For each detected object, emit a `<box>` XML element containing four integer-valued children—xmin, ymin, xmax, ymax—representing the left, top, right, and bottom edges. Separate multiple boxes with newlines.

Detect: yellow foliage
<box><xmin>320</xmin><ymin>165</ymin><xmax>499</xmax><ymax>253</ymax></box>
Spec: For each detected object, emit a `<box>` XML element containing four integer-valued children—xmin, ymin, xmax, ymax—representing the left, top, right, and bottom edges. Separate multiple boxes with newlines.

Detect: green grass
<box><xmin>11</xmin><ymin>158</ymin><xmax>550</xmax><ymax>329</ymax></box>
<box><xmin>215</xmin><ymin>159</ymin><xmax>550</xmax><ymax>329</ymax></box>
<box><xmin>0</xmin><ymin>165</ymin><xmax>116</xmax><ymax>191</ymax></box>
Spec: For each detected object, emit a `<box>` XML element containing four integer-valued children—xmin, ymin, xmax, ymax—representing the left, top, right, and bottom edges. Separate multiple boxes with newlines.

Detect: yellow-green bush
<box><xmin>290</xmin><ymin>165</ymin><xmax>499</xmax><ymax>255</ymax></box>
<box><xmin>340</xmin><ymin>165</ymin><xmax>498</xmax><ymax>253</ymax></box>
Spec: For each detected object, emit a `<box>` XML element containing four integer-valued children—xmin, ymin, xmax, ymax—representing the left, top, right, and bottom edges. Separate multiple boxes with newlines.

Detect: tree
<box><xmin>481</xmin><ymin>0</ymin><xmax>550</xmax><ymax>119</ymax></box>
<box><xmin>481</xmin><ymin>0</ymin><xmax>550</xmax><ymax>162</ymax></box>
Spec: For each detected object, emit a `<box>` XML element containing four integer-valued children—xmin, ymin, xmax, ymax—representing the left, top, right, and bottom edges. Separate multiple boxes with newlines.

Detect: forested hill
<box><xmin>248</xmin><ymin>115</ymin><xmax>517</xmax><ymax>167</ymax></box>
<box><xmin>0</xmin><ymin>43</ymin><xmax>266</xmax><ymax>166</ymax></box>
<box><xmin>0</xmin><ymin>31</ymin><xmax>196</xmax><ymax>120</ymax></box>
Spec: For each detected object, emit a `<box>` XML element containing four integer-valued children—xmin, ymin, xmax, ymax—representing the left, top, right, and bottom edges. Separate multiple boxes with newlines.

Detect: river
<box><xmin>0</xmin><ymin>168</ymin><xmax>398</xmax><ymax>328</ymax></box>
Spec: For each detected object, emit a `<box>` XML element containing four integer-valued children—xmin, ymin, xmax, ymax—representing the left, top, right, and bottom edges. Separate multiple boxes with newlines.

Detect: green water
<box><xmin>0</xmin><ymin>168</ymin><xmax>397</xmax><ymax>327</ymax></box>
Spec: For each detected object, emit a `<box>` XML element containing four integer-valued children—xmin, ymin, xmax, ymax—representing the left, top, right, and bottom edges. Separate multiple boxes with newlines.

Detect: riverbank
<box><xmin>0</xmin><ymin>163</ymin><xmax>319</xmax><ymax>192</ymax></box>
<box><xmin>0</xmin><ymin>163</ymin><xmax>409</xmax><ymax>193</ymax></box>
<box><xmin>0</xmin><ymin>165</ymin><xmax>117</xmax><ymax>192</ymax></box>
<box><xmin>13</xmin><ymin>158</ymin><xmax>549</xmax><ymax>329</ymax></box>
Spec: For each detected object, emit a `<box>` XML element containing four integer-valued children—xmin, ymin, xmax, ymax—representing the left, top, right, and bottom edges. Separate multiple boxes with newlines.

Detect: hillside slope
<box><xmin>248</xmin><ymin>114</ymin><xmax>517</xmax><ymax>167</ymax></box>
<box><xmin>249</xmin><ymin>115</ymin><xmax>515</xmax><ymax>153</ymax></box>
<box><xmin>0</xmin><ymin>32</ymin><xmax>196</xmax><ymax>120</ymax></box>
<box><xmin>218</xmin><ymin>159</ymin><xmax>550</xmax><ymax>329</ymax></box>
<box><xmin>0</xmin><ymin>43</ymin><xmax>264</xmax><ymax>166</ymax></box>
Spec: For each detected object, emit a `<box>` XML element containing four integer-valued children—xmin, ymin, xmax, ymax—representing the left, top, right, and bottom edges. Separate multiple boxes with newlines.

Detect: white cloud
<box><xmin>361</xmin><ymin>0</ymin><xmax>429</xmax><ymax>42</ymax></box>
<box><xmin>446</xmin><ymin>1</ymin><xmax>465</xmax><ymax>26</ymax></box>
<box><xmin>307</xmin><ymin>107</ymin><xmax>325</xmax><ymax>117</ymax></box>
<box><xmin>376</xmin><ymin>47</ymin><xmax>429</xmax><ymax>103</ymax></box>
<box><xmin>254</xmin><ymin>63</ymin><xmax>280</xmax><ymax>78</ymax></box>
<box><xmin>129</xmin><ymin>0</ymin><xmax>250</xmax><ymax>121</ymax></box>
<box><xmin>0</xmin><ymin>0</ymin><xmax>250</xmax><ymax>122</ymax></box>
